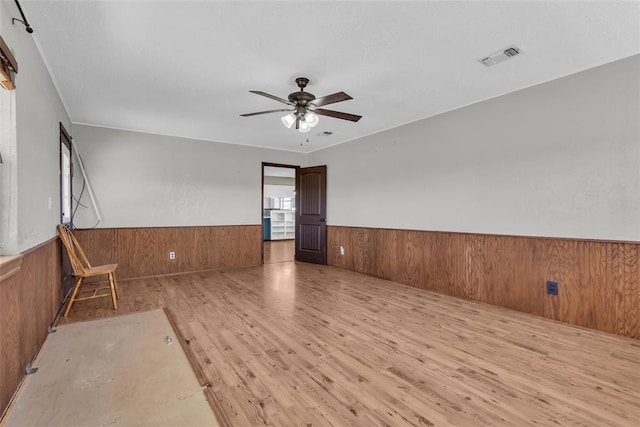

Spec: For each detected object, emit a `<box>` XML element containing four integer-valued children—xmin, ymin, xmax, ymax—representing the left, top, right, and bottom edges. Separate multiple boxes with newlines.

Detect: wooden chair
<box><xmin>57</xmin><ymin>224</ymin><xmax>119</xmax><ymax>317</ymax></box>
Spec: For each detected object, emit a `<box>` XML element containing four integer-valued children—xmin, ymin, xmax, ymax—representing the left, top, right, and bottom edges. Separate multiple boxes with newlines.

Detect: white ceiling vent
<box><xmin>479</xmin><ymin>45</ymin><xmax>522</xmax><ymax>67</ymax></box>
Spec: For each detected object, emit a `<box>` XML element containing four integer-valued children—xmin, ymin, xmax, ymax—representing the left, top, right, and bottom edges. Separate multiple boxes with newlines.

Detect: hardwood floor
<box><xmin>59</xmin><ymin>262</ymin><xmax>640</xmax><ymax>426</ymax></box>
<box><xmin>264</xmin><ymin>240</ymin><xmax>294</xmax><ymax>264</ymax></box>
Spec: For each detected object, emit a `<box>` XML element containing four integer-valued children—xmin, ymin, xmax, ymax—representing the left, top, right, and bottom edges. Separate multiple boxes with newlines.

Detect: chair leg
<box><xmin>111</xmin><ymin>273</ymin><xmax>119</xmax><ymax>300</ymax></box>
<box><xmin>108</xmin><ymin>273</ymin><xmax>118</xmax><ymax>310</ymax></box>
<box><xmin>64</xmin><ymin>277</ymin><xmax>83</xmax><ymax>317</ymax></box>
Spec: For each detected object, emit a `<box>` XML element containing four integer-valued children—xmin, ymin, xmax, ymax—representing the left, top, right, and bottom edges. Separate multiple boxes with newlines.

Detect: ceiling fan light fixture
<box><xmin>281</xmin><ymin>113</ymin><xmax>295</xmax><ymax>129</ymax></box>
<box><xmin>243</xmin><ymin>77</ymin><xmax>361</xmax><ymax>133</ymax></box>
<box><xmin>299</xmin><ymin>121</ymin><xmax>311</xmax><ymax>133</ymax></box>
<box><xmin>305</xmin><ymin>111</ymin><xmax>319</xmax><ymax>128</ymax></box>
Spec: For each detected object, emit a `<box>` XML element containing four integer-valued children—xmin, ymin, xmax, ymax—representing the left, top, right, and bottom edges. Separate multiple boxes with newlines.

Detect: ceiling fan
<box><xmin>240</xmin><ymin>77</ymin><xmax>362</xmax><ymax>133</ymax></box>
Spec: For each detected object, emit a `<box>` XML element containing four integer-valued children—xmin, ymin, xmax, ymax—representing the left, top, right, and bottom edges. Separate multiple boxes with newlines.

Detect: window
<box><xmin>280</xmin><ymin>197</ymin><xmax>294</xmax><ymax>210</ymax></box>
<box><xmin>0</xmin><ymin>85</ymin><xmax>17</xmax><ymax>254</ymax></box>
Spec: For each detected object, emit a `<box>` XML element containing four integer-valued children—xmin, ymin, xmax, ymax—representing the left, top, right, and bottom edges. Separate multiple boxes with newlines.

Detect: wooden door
<box><xmin>295</xmin><ymin>165</ymin><xmax>327</xmax><ymax>264</ymax></box>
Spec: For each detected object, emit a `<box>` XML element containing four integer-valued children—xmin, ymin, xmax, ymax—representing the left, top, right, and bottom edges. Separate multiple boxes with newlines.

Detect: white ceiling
<box><xmin>21</xmin><ymin>1</ymin><xmax>640</xmax><ymax>153</ymax></box>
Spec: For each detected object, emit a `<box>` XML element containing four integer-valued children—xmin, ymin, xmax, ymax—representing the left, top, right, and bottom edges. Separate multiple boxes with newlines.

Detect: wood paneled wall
<box><xmin>74</xmin><ymin>225</ymin><xmax>262</xmax><ymax>280</ymax></box>
<box><xmin>0</xmin><ymin>238</ymin><xmax>62</xmax><ymax>416</ymax></box>
<box><xmin>328</xmin><ymin>226</ymin><xmax>640</xmax><ymax>340</ymax></box>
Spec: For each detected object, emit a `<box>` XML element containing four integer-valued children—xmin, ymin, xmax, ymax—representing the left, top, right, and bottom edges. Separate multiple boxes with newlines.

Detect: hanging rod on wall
<box><xmin>12</xmin><ymin>0</ymin><xmax>33</xmax><ymax>34</ymax></box>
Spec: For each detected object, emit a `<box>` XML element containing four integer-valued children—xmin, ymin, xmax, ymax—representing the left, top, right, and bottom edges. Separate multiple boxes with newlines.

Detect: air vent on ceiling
<box><xmin>481</xmin><ymin>57</ymin><xmax>496</xmax><ymax>67</ymax></box>
<box><xmin>479</xmin><ymin>45</ymin><xmax>522</xmax><ymax>67</ymax></box>
<box><xmin>318</xmin><ymin>131</ymin><xmax>333</xmax><ymax>136</ymax></box>
<box><xmin>503</xmin><ymin>47</ymin><xmax>520</xmax><ymax>57</ymax></box>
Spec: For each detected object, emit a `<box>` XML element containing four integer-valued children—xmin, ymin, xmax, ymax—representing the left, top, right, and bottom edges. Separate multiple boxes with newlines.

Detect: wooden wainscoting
<box><xmin>328</xmin><ymin>226</ymin><xmax>640</xmax><ymax>340</ymax></box>
<box><xmin>0</xmin><ymin>238</ymin><xmax>62</xmax><ymax>416</ymax></box>
<box><xmin>74</xmin><ymin>225</ymin><xmax>262</xmax><ymax>280</ymax></box>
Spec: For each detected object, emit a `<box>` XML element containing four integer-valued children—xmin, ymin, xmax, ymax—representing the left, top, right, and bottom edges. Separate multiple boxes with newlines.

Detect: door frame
<box><xmin>59</xmin><ymin>123</ymin><xmax>74</xmax><ymax>298</ymax></box>
<box><xmin>261</xmin><ymin>162</ymin><xmax>299</xmax><ymax>264</ymax></box>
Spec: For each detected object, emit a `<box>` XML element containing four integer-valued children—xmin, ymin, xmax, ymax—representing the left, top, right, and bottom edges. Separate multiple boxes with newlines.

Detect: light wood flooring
<box><xmin>264</xmin><ymin>240</ymin><xmax>295</xmax><ymax>264</ymax></box>
<box><xmin>59</xmin><ymin>262</ymin><xmax>640</xmax><ymax>426</ymax></box>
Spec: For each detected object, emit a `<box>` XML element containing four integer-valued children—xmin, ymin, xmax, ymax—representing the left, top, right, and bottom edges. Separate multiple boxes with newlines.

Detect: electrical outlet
<box><xmin>339</xmin><ymin>246</ymin><xmax>345</xmax><ymax>256</ymax></box>
<box><xmin>169</xmin><ymin>251</ymin><xmax>176</xmax><ymax>260</ymax></box>
<box><xmin>546</xmin><ymin>281</ymin><xmax>558</xmax><ymax>295</ymax></box>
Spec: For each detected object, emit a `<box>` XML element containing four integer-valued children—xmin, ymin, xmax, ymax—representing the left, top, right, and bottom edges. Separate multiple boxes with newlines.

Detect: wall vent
<box><xmin>479</xmin><ymin>45</ymin><xmax>522</xmax><ymax>67</ymax></box>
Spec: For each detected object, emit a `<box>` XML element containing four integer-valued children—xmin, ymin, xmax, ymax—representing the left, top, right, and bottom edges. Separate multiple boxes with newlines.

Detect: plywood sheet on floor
<box><xmin>1</xmin><ymin>310</ymin><xmax>218</xmax><ymax>427</ymax></box>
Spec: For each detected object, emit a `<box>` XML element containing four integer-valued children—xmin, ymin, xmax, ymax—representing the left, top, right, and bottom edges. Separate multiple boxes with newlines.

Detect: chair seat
<box><xmin>76</xmin><ymin>264</ymin><xmax>118</xmax><ymax>278</ymax></box>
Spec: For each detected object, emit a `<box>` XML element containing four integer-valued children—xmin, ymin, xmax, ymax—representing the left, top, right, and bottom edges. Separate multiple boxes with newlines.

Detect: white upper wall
<box><xmin>309</xmin><ymin>55</ymin><xmax>640</xmax><ymax>242</ymax></box>
<box><xmin>0</xmin><ymin>1</ymin><xmax>71</xmax><ymax>254</ymax></box>
<box><xmin>71</xmin><ymin>125</ymin><xmax>306</xmax><ymax>228</ymax></box>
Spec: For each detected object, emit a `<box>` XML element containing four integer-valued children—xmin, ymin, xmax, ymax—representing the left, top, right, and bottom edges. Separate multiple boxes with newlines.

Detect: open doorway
<box><xmin>262</xmin><ymin>163</ymin><xmax>297</xmax><ymax>264</ymax></box>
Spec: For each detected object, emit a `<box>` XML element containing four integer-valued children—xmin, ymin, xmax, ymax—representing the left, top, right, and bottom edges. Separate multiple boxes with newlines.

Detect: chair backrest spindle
<box><xmin>57</xmin><ymin>225</ymin><xmax>91</xmax><ymax>275</ymax></box>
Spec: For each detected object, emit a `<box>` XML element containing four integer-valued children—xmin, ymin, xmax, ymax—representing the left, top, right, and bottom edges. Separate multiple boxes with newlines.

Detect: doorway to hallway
<box><xmin>261</xmin><ymin>162</ymin><xmax>328</xmax><ymax>265</ymax></box>
<box><xmin>262</xmin><ymin>164</ymin><xmax>297</xmax><ymax>264</ymax></box>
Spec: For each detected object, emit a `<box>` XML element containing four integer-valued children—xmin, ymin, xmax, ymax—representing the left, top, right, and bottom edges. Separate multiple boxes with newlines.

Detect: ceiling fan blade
<box><xmin>310</xmin><ymin>91</ymin><xmax>352</xmax><ymax>108</ymax></box>
<box><xmin>249</xmin><ymin>90</ymin><xmax>293</xmax><ymax>105</ymax></box>
<box><xmin>314</xmin><ymin>108</ymin><xmax>362</xmax><ymax>122</ymax></box>
<box><xmin>240</xmin><ymin>109</ymin><xmax>292</xmax><ymax>117</ymax></box>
